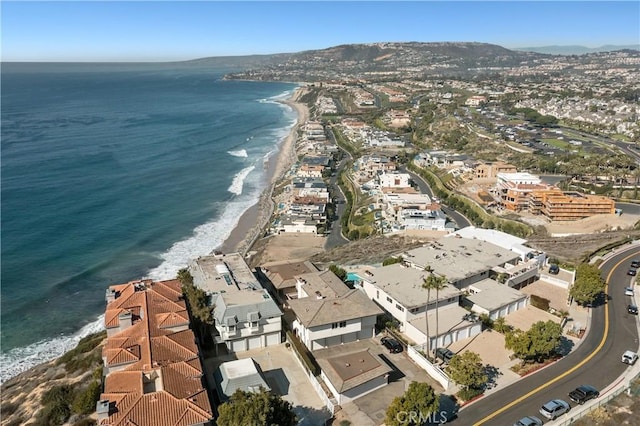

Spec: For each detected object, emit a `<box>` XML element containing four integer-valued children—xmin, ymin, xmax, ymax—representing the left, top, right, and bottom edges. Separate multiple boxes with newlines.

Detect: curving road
<box><xmin>452</xmin><ymin>246</ymin><xmax>640</xmax><ymax>425</ymax></box>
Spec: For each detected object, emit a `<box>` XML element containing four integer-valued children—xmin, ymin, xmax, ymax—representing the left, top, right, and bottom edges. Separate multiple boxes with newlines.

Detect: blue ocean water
<box><xmin>0</xmin><ymin>62</ymin><xmax>297</xmax><ymax>383</ymax></box>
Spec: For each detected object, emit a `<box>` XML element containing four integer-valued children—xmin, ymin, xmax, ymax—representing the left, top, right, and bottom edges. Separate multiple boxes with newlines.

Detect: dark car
<box><xmin>381</xmin><ymin>337</ymin><xmax>403</xmax><ymax>353</ymax></box>
<box><xmin>628</xmin><ymin>268</ymin><xmax>637</xmax><ymax>276</ymax></box>
<box><xmin>568</xmin><ymin>385</ymin><xmax>600</xmax><ymax>404</ymax></box>
<box><xmin>435</xmin><ymin>347</ymin><xmax>455</xmax><ymax>364</ymax></box>
<box><xmin>629</xmin><ymin>304</ymin><xmax>639</xmax><ymax>315</ymax></box>
<box><xmin>548</xmin><ymin>264</ymin><xmax>560</xmax><ymax>274</ymax></box>
<box><xmin>632</xmin><ymin>260</ymin><xmax>640</xmax><ymax>268</ymax></box>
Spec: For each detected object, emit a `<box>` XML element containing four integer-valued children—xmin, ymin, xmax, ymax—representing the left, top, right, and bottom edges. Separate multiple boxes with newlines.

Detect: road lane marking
<box><xmin>473</xmin><ymin>251</ymin><xmax>638</xmax><ymax>425</ymax></box>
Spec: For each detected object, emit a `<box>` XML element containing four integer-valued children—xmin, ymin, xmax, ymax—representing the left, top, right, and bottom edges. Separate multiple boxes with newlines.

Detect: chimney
<box><xmin>96</xmin><ymin>399</ymin><xmax>110</xmax><ymax>421</ymax></box>
<box><xmin>118</xmin><ymin>310</ymin><xmax>132</xmax><ymax>331</ymax></box>
<box><xmin>105</xmin><ymin>288</ymin><xmax>116</xmax><ymax>304</ymax></box>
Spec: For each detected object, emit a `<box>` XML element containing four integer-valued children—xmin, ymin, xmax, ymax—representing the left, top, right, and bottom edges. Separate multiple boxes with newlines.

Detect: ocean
<box><xmin>0</xmin><ymin>62</ymin><xmax>298</xmax><ymax>384</ymax></box>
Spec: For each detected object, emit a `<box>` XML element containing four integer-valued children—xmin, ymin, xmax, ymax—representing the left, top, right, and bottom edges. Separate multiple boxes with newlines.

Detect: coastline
<box><xmin>218</xmin><ymin>86</ymin><xmax>309</xmax><ymax>256</ymax></box>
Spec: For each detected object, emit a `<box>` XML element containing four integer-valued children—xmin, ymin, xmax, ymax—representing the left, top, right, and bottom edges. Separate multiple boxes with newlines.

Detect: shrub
<box><xmin>382</xmin><ymin>257</ymin><xmax>402</xmax><ymax>266</ymax></box>
<box><xmin>457</xmin><ymin>387</ymin><xmax>483</xmax><ymax>402</ymax></box>
<box><xmin>72</xmin><ymin>380</ymin><xmax>102</xmax><ymax>415</ymax></box>
<box><xmin>530</xmin><ymin>295</ymin><xmax>550</xmax><ymax>311</ymax></box>
<box><xmin>73</xmin><ymin>419</ymin><xmax>97</xmax><ymax>426</ymax></box>
<box><xmin>57</xmin><ymin>332</ymin><xmax>106</xmax><ymax>366</ymax></box>
<box><xmin>1</xmin><ymin>402</ymin><xmax>19</xmax><ymax>417</ymax></box>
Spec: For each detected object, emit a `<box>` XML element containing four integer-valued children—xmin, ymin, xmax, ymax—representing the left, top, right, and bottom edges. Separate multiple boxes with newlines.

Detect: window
<box><xmin>331</xmin><ymin>321</ymin><xmax>347</xmax><ymax>329</ymax></box>
<box><xmin>227</xmin><ymin>325</ymin><xmax>236</xmax><ymax>332</ymax></box>
<box><xmin>376</xmin><ymin>290</ymin><xmax>379</xmax><ymax>299</ymax></box>
<box><xmin>410</xmin><ymin>307</ymin><xmax>420</xmax><ymax>314</ymax></box>
<box><xmin>386</xmin><ymin>296</ymin><xmax>393</xmax><ymax>303</ymax></box>
<box><xmin>396</xmin><ymin>304</ymin><xmax>405</xmax><ymax>312</ymax></box>
<box><xmin>251</xmin><ymin>321</ymin><xmax>259</xmax><ymax>328</ymax></box>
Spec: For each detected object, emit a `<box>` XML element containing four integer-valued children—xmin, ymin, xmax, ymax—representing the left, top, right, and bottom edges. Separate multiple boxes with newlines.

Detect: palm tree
<box><xmin>421</xmin><ymin>266</ymin><xmax>434</xmax><ymax>358</ymax></box>
<box><xmin>431</xmin><ymin>274</ymin><xmax>448</xmax><ymax>357</ymax></box>
<box><xmin>422</xmin><ymin>266</ymin><xmax>448</xmax><ymax>360</ymax></box>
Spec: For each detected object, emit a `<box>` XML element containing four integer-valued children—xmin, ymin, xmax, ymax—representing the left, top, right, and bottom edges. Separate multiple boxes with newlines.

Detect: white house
<box><xmin>316</xmin><ymin>349</ymin><xmax>393</xmax><ymax>405</ymax></box>
<box><xmin>462</xmin><ymin>278</ymin><xmax>529</xmax><ymax>320</ymax></box>
<box><xmin>288</xmin><ymin>271</ymin><xmax>383</xmax><ymax>350</ymax></box>
<box><xmin>360</xmin><ymin>263</ymin><xmax>482</xmax><ymax>350</ymax></box>
<box><xmin>378</xmin><ymin>172</ymin><xmax>411</xmax><ymax>189</ymax></box>
<box><xmin>190</xmin><ymin>253</ymin><xmax>283</xmax><ymax>353</ymax></box>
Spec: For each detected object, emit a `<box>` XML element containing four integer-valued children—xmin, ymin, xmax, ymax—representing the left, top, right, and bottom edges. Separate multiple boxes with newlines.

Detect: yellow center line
<box><xmin>472</xmin><ymin>251</ymin><xmax>638</xmax><ymax>425</ymax></box>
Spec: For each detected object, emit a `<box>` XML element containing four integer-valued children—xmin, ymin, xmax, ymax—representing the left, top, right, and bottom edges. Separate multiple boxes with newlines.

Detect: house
<box><xmin>316</xmin><ymin>349</ymin><xmax>393</xmax><ymax>405</ymax></box>
<box><xmin>256</xmin><ymin>259</ymin><xmax>319</xmax><ymax>304</ymax></box>
<box><xmin>474</xmin><ymin>162</ymin><xmax>517</xmax><ymax>179</ymax></box>
<box><xmin>213</xmin><ymin>358</ymin><xmax>270</xmax><ymax>402</ymax></box>
<box><xmin>189</xmin><ymin>253</ymin><xmax>283</xmax><ymax>353</ymax></box>
<box><xmin>98</xmin><ymin>279</ymin><xmax>213</xmax><ymax>426</ymax></box>
<box><xmin>378</xmin><ymin>171</ymin><xmax>411</xmax><ymax>189</ymax></box>
<box><xmin>288</xmin><ymin>271</ymin><xmax>383</xmax><ymax>350</ymax></box>
<box><xmin>462</xmin><ymin>279</ymin><xmax>529</xmax><ymax>320</ymax></box>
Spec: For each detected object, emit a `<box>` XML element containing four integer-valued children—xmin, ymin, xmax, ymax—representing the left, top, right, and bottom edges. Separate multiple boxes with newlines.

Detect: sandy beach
<box><xmin>218</xmin><ymin>86</ymin><xmax>310</xmax><ymax>255</ymax></box>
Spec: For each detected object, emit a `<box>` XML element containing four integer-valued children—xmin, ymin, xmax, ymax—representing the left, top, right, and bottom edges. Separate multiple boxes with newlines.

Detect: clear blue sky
<box><xmin>2</xmin><ymin>1</ymin><xmax>638</xmax><ymax>62</ymax></box>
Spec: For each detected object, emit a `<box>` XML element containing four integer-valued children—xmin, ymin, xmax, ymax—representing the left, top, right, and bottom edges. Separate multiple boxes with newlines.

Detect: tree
<box><xmin>177</xmin><ymin>268</ymin><xmax>214</xmax><ymax>340</ymax></box>
<box><xmin>569</xmin><ymin>263</ymin><xmax>606</xmax><ymax>306</ymax></box>
<box><xmin>217</xmin><ymin>388</ymin><xmax>297</xmax><ymax>426</ymax></box>
<box><xmin>422</xmin><ymin>266</ymin><xmax>448</xmax><ymax>356</ymax></box>
<box><xmin>447</xmin><ymin>351</ymin><xmax>487</xmax><ymax>393</ymax></box>
<box><xmin>385</xmin><ymin>381</ymin><xmax>439</xmax><ymax>426</ymax></box>
<box><xmin>329</xmin><ymin>264</ymin><xmax>347</xmax><ymax>281</ymax></box>
<box><xmin>383</xmin><ymin>257</ymin><xmax>402</xmax><ymax>266</ymax></box>
<box><xmin>505</xmin><ymin>320</ymin><xmax>563</xmax><ymax>363</ymax></box>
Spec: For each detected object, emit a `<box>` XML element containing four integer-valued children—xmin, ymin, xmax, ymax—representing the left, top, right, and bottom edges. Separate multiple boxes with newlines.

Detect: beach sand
<box><xmin>218</xmin><ymin>86</ymin><xmax>310</xmax><ymax>255</ymax></box>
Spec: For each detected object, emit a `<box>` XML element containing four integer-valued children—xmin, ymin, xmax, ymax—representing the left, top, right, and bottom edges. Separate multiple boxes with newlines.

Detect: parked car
<box><xmin>629</xmin><ymin>304</ymin><xmax>639</xmax><ymax>315</ymax></box>
<box><xmin>622</xmin><ymin>350</ymin><xmax>638</xmax><ymax>365</ymax></box>
<box><xmin>631</xmin><ymin>260</ymin><xmax>640</xmax><ymax>268</ymax></box>
<box><xmin>628</xmin><ymin>268</ymin><xmax>637</xmax><ymax>276</ymax></box>
<box><xmin>435</xmin><ymin>347</ymin><xmax>455</xmax><ymax>363</ymax></box>
<box><xmin>625</xmin><ymin>287</ymin><xmax>634</xmax><ymax>296</ymax></box>
<box><xmin>381</xmin><ymin>336</ymin><xmax>403</xmax><ymax>353</ymax></box>
<box><xmin>548</xmin><ymin>264</ymin><xmax>560</xmax><ymax>275</ymax></box>
<box><xmin>568</xmin><ymin>385</ymin><xmax>600</xmax><ymax>404</ymax></box>
<box><xmin>539</xmin><ymin>399</ymin><xmax>570</xmax><ymax>420</ymax></box>
<box><xmin>513</xmin><ymin>416</ymin><xmax>543</xmax><ymax>426</ymax></box>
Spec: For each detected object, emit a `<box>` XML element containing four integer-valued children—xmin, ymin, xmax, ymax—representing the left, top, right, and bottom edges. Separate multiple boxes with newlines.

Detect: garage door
<box><xmin>266</xmin><ymin>333</ymin><xmax>281</xmax><ymax>346</ymax></box>
<box><xmin>441</xmin><ymin>333</ymin><xmax>453</xmax><ymax>347</ymax></box>
<box><xmin>248</xmin><ymin>336</ymin><xmax>262</xmax><ymax>350</ymax></box>
<box><xmin>231</xmin><ymin>339</ymin><xmax>246</xmax><ymax>353</ymax></box>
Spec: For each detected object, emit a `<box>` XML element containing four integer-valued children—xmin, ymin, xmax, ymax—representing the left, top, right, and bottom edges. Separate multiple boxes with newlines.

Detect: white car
<box><xmin>625</xmin><ymin>287</ymin><xmax>634</xmax><ymax>297</ymax></box>
<box><xmin>622</xmin><ymin>350</ymin><xmax>638</xmax><ymax>365</ymax></box>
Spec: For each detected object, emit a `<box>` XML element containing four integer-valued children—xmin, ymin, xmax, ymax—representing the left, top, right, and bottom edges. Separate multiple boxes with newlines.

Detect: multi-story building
<box><xmin>529</xmin><ymin>189</ymin><xmax>615</xmax><ymax>220</ymax></box>
<box><xmin>474</xmin><ymin>161</ymin><xmax>517</xmax><ymax>179</ymax></box>
<box><xmin>98</xmin><ymin>279</ymin><xmax>213</xmax><ymax>426</ymax></box>
<box><xmin>189</xmin><ymin>253</ymin><xmax>283</xmax><ymax>353</ymax></box>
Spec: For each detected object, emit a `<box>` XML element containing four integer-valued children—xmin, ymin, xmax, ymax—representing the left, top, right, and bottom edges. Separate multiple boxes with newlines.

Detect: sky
<box><xmin>1</xmin><ymin>1</ymin><xmax>639</xmax><ymax>62</ymax></box>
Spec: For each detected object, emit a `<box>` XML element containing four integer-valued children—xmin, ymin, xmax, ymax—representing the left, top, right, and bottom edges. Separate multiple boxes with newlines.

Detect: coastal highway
<box><xmin>453</xmin><ymin>246</ymin><xmax>640</xmax><ymax>425</ymax></box>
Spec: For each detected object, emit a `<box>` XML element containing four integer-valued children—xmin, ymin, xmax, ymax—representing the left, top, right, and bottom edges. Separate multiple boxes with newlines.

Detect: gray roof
<box><xmin>317</xmin><ymin>349</ymin><xmax>392</xmax><ymax>393</ymax></box>
<box><xmin>288</xmin><ymin>289</ymin><xmax>383</xmax><ymax>328</ymax></box>
<box><xmin>364</xmin><ymin>264</ymin><xmax>462</xmax><ymax>309</ymax></box>
<box><xmin>407</xmin><ymin>305</ymin><xmax>477</xmax><ymax>336</ymax></box>
<box><xmin>214</xmin><ymin>358</ymin><xmax>270</xmax><ymax>401</ymax></box>
<box><xmin>212</xmin><ymin>290</ymin><xmax>282</xmax><ymax>326</ymax></box>
<box><xmin>465</xmin><ymin>279</ymin><xmax>527</xmax><ymax>312</ymax></box>
<box><xmin>403</xmin><ymin>237</ymin><xmax>520</xmax><ymax>284</ymax></box>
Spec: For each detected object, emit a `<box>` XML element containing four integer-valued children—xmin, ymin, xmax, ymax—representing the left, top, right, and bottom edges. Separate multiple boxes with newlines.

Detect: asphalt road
<box><xmin>453</xmin><ymin>246</ymin><xmax>640</xmax><ymax>425</ymax></box>
<box><xmin>402</xmin><ymin>167</ymin><xmax>472</xmax><ymax>230</ymax></box>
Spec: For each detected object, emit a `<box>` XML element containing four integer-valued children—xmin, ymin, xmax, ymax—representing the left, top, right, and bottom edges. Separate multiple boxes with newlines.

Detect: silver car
<box><xmin>514</xmin><ymin>415</ymin><xmax>543</xmax><ymax>426</ymax></box>
<box><xmin>539</xmin><ymin>399</ymin><xmax>570</xmax><ymax>420</ymax></box>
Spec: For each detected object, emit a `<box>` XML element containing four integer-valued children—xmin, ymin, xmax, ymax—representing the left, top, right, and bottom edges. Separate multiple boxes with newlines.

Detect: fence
<box><xmin>284</xmin><ymin>333</ymin><xmax>336</xmax><ymax>415</ymax></box>
<box><xmin>407</xmin><ymin>345</ymin><xmax>450</xmax><ymax>390</ymax></box>
<box><xmin>554</xmin><ymin>372</ymin><xmax>640</xmax><ymax>425</ymax></box>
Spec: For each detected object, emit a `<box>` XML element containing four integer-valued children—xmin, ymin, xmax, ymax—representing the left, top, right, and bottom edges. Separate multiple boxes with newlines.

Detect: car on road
<box><xmin>622</xmin><ymin>350</ymin><xmax>638</xmax><ymax>365</ymax></box>
<box><xmin>513</xmin><ymin>415</ymin><xmax>543</xmax><ymax>426</ymax></box>
<box><xmin>381</xmin><ymin>336</ymin><xmax>403</xmax><ymax>353</ymax></box>
<box><xmin>629</xmin><ymin>304</ymin><xmax>639</xmax><ymax>315</ymax></box>
<box><xmin>435</xmin><ymin>347</ymin><xmax>455</xmax><ymax>364</ymax></box>
<box><xmin>631</xmin><ymin>260</ymin><xmax>640</xmax><ymax>268</ymax></box>
<box><xmin>539</xmin><ymin>399</ymin><xmax>570</xmax><ymax>420</ymax></box>
<box><xmin>628</xmin><ymin>268</ymin><xmax>637</xmax><ymax>276</ymax></box>
<box><xmin>568</xmin><ymin>385</ymin><xmax>600</xmax><ymax>404</ymax></box>
<box><xmin>625</xmin><ymin>287</ymin><xmax>634</xmax><ymax>296</ymax></box>
<box><xmin>548</xmin><ymin>264</ymin><xmax>560</xmax><ymax>275</ymax></box>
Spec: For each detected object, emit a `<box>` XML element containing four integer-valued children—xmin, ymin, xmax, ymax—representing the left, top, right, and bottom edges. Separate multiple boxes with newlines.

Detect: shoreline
<box><xmin>218</xmin><ymin>86</ymin><xmax>310</xmax><ymax>256</ymax></box>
